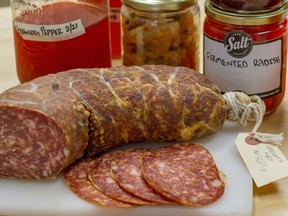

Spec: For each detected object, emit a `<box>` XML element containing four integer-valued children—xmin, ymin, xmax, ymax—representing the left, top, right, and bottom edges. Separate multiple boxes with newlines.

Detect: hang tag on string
<box><xmin>223</xmin><ymin>91</ymin><xmax>287</xmax><ymax>186</ymax></box>
<box><xmin>235</xmin><ymin>133</ymin><xmax>288</xmax><ymax>187</ymax></box>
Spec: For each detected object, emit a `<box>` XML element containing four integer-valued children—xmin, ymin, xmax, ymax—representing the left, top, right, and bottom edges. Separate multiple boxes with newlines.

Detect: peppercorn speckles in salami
<box><xmin>110</xmin><ymin>148</ymin><xmax>174</xmax><ymax>204</ymax></box>
<box><xmin>63</xmin><ymin>144</ymin><xmax>226</xmax><ymax>208</ymax></box>
<box><xmin>142</xmin><ymin>143</ymin><xmax>226</xmax><ymax>206</ymax></box>
<box><xmin>0</xmin><ymin>65</ymin><xmax>227</xmax><ymax>179</ymax></box>
<box><xmin>88</xmin><ymin>151</ymin><xmax>151</xmax><ymax>205</ymax></box>
<box><xmin>63</xmin><ymin>158</ymin><xmax>134</xmax><ymax>208</ymax></box>
<box><xmin>0</xmin><ymin>79</ymin><xmax>90</xmax><ymax>179</ymax></box>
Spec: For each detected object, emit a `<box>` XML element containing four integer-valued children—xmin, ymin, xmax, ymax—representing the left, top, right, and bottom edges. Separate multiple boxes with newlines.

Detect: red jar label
<box><xmin>204</xmin><ymin>32</ymin><xmax>283</xmax><ymax>98</ymax></box>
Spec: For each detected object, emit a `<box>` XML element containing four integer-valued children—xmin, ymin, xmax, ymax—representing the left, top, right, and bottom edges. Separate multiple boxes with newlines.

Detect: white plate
<box><xmin>0</xmin><ymin>121</ymin><xmax>252</xmax><ymax>216</ymax></box>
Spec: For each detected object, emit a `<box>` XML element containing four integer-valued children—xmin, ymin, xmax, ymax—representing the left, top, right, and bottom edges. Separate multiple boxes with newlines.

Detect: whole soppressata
<box><xmin>0</xmin><ymin>65</ymin><xmax>227</xmax><ymax>179</ymax></box>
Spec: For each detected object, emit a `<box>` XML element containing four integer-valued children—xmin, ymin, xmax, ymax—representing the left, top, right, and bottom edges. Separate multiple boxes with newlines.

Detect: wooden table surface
<box><xmin>1</xmin><ymin>5</ymin><xmax>288</xmax><ymax>216</ymax></box>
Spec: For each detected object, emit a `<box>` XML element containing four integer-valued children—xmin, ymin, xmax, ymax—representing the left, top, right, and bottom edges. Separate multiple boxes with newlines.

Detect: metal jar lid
<box><xmin>121</xmin><ymin>0</ymin><xmax>198</xmax><ymax>12</ymax></box>
<box><xmin>205</xmin><ymin>0</ymin><xmax>288</xmax><ymax>26</ymax></box>
<box><xmin>209</xmin><ymin>0</ymin><xmax>286</xmax><ymax>14</ymax></box>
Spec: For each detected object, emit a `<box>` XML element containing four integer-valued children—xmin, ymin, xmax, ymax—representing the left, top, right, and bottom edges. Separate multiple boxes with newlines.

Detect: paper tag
<box><xmin>236</xmin><ymin>133</ymin><xmax>288</xmax><ymax>187</ymax></box>
<box><xmin>14</xmin><ymin>19</ymin><xmax>86</xmax><ymax>42</ymax></box>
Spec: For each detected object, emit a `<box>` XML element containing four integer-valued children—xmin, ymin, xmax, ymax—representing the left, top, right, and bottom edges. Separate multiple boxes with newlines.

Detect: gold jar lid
<box><xmin>205</xmin><ymin>0</ymin><xmax>288</xmax><ymax>26</ymax></box>
<box><xmin>121</xmin><ymin>0</ymin><xmax>198</xmax><ymax>12</ymax></box>
<box><xmin>209</xmin><ymin>0</ymin><xmax>286</xmax><ymax>14</ymax></box>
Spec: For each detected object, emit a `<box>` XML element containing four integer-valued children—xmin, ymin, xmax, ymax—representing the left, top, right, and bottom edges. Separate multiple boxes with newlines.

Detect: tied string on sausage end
<box><xmin>222</xmin><ymin>91</ymin><xmax>284</xmax><ymax>146</ymax></box>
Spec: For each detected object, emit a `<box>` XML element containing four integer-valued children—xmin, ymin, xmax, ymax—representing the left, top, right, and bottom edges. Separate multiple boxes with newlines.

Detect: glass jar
<box><xmin>110</xmin><ymin>0</ymin><xmax>122</xmax><ymax>58</ymax></box>
<box><xmin>203</xmin><ymin>0</ymin><xmax>287</xmax><ymax>113</ymax></box>
<box><xmin>11</xmin><ymin>0</ymin><xmax>111</xmax><ymax>83</ymax></box>
<box><xmin>121</xmin><ymin>0</ymin><xmax>200</xmax><ymax>71</ymax></box>
<box><xmin>210</xmin><ymin>0</ymin><xmax>286</xmax><ymax>12</ymax></box>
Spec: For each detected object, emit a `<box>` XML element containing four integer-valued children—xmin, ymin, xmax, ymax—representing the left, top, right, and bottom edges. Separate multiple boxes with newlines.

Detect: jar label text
<box><xmin>204</xmin><ymin>34</ymin><xmax>283</xmax><ymax>99</ymax></box>
<box><xmin>14</xmin><ymin>19</ymin><xmax>86</xmax><ymax>42</ymax></box>
<box><xmin>236</xmin><ymin>133</ymin><xmax>288</xmax><ymax>187</ymax></box>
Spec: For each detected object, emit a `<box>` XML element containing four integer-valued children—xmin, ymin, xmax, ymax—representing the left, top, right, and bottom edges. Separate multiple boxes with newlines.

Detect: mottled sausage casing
<box><xmin>0</xmin><ymin>65</ymin><xmax>227</xmax><ymax>179</ymax></box>
<box><xmin>0</xmin><ymin>79</ymin><xmax>90</xmax><ymax>179</ymax></box>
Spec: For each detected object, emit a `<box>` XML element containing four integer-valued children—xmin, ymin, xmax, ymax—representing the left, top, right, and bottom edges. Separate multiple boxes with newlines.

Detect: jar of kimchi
<box><xmin>204</xmin><ymin>0</ymin><xmax>287</xmax><ymax>113</ymax></box>
<box><xmin>121</xmin><ymin>0</ymin><xmax>200</xmax><ymax>72</ymax></box>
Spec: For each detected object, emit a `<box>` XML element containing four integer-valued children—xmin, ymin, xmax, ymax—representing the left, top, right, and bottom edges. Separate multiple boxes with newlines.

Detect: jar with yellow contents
<box><xmin>121</xmin><ymin>0</ymin><xmax>200</xmax><ymax>71</ymax></box>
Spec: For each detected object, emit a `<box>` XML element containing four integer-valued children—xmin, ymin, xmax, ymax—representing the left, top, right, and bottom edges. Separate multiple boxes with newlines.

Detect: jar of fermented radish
<box><xmin>204</xmin><ymin>0</ymin><xmax>287</xmax><ymax>113</ymax></box>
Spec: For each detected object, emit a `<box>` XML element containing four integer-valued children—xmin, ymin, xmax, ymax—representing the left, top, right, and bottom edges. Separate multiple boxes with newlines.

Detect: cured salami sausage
<box><xmin>88</xmin><ymin>151</ymin><xmax>151</xmax><ymax>205</ymax></box>
<box><xmin>142</xmin><ymin>143</ymin><xmax>226</xmax><ymax>206</ymax></box>
<box><xmin>63</xmin><ymin>158</ymin><xmax>134</xmax><ymax>208</ymax></box>
<box><xmin>110</xmin><ymin>148</ymin><xmax>174</xmax><ymax>204</ymax></box>
<box><xmin>0</xmin><ymin>78</ymin><xmax>90</xmax><ymax>179</ymax></box>
<box><xmin>0</xmin><ymin>65</ymin><xmax>227</xmax><ymax>179</ymax></box>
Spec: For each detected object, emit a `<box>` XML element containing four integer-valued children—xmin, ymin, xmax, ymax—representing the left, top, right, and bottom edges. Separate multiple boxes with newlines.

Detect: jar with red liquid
<box><xmin>204</xmin><ymin>0</ymin><xmax>287</xmax><ymax>113</ymax></box>
<box><xmin>109</xmin><ymin>0</ymin><xmax>122</xmax><ymax>58</ymax></box>
<box><xmin>11</xmin><ymin>0</ymin><xmax>112</xmax><ymax>83</ymax></box>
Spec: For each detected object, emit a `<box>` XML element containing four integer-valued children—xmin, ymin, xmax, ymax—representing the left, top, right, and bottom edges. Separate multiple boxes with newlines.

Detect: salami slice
<box><xmin>110</xmin><ymin>148</ymin><xmax>174</xmax><ymax>204</ymax></box>
<box><xmin>142</xmin><ymin>143</ymin><xmax>226</xmax><ymax>206</ymax></box>
<box><xmin>63</xmin><ymin>158</ymin><xmax>133</xmax><ymax>208</ymax></box>
<box><xmin>88</xmin><ymin>151</ymin><xmax>151</xmax><ymax>205</ymax></box>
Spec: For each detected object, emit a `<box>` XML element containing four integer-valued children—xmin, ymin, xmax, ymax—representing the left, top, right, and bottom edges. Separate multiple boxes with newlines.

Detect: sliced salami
<box><xmin>142</xmin><ymin>143</ymin><xmax>226</xmax><ymax>206</ymax></box>
<box><xmin>63</xmin><ymin>158</ymin><xmax>133</xmax><ymax>208</ymax></box>
<box><xmin>88</xmin><ymin>151</ymin><xmax>151</xmax><ymax>205</ymax></box>
<box><xmin>110</xmin><ymin>148</ymin><xmax>174</xmax><ymax>204</ymax></box>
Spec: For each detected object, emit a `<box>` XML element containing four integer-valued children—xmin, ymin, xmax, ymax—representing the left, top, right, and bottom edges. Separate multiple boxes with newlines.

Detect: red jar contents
<box><xmin>109</xmin><ymin>0</ymin><xmax>122</xmax><ymax>58</ymax></box>
<box><xmin>13</xmin><ymin>1</ymin><xmax>111</xmax><ymax>83</ymax></box>
<box><xmin>204</xmin><ymin>1</ymin><xmax>287</xmax><ymax>113</ymax></box>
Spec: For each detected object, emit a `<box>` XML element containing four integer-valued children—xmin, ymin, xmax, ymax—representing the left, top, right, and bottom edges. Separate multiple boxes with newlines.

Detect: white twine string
<box><xmin>223</xmin><ymin>91</ymin><xmax>284</xmax><ymax>146</ymax></box>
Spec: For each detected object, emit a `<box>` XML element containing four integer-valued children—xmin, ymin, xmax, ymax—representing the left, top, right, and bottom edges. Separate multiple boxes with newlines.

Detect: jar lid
<box><xmin>205</xmin><ymin>0</ymin><xmax>288</xmax><ymax>26</ymax></box>
<box><xmin>121</xmin><ymin>0</ymin><xmax>198</xmax><ymax>12</ymax></box>
<box><xmin>210</xmin><ymin>0</ymin><xmax>286</xmax><ymax>14</ymax></box>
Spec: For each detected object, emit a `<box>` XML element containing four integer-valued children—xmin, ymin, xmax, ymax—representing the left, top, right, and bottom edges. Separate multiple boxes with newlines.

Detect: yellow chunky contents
<box><xmin>122</xmin><ymin>6</ymin><xmax>200</xmax><ymax>71</ymax></box>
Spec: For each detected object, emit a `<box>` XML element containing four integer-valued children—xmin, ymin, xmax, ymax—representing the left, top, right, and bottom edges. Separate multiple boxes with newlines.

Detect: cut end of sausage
<box><xmin>0</xmin><ymin>106</ymin><xmax>70</xmax><ymax>179</ymax></box>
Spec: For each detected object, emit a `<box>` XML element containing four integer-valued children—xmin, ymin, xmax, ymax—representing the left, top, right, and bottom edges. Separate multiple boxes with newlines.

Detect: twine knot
<box><xmin>223</xmin><ymin>91</ymin><xmax>284</xmax><ymax>146</ymax></box>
